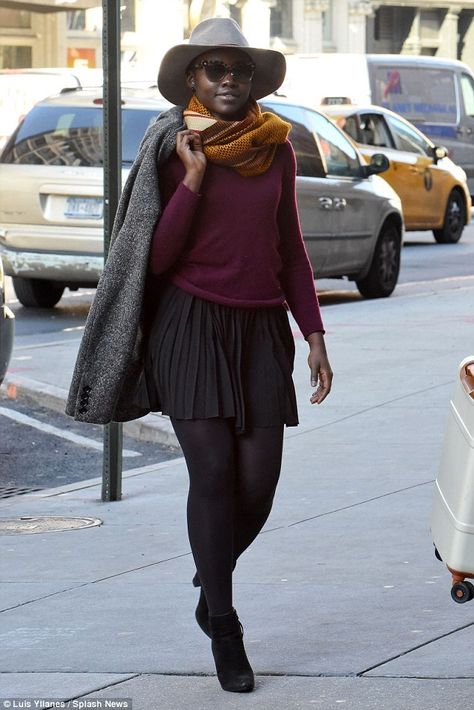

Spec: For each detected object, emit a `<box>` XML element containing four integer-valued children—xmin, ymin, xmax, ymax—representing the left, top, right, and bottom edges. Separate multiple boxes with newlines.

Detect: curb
<box><xmin>2</xmin><ymin>373</ymin><xmax>179</xmax><ymax>448</ymax></box>
<box><xmin>0</xmin><ymin>458</ymin><xmax>186</xmax><ymax>504</ymax></box>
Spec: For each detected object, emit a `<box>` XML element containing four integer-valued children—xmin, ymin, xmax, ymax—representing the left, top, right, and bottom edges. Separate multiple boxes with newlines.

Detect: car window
<box><xmin>461</xmin><ymin>74</ymin><xmax>474</xmax><ymax>117</ymax></box>
<box><xmin>385</xmin><ymin>114</ymin><xmax>430</xmax><ymax>155</ymax></box>
<box><xmin>371</xmin><ymin>65</ymin><xmax>457</xmax><ymax>125</ymax></box>
<box><xmin>339</xmin><ymin>114</ymin><xmax>360</xmax><ymax>143</ymax></box>
<box><xmin>304</xmin><ymin>109</ymin><xmax>361</xmax><ymax>177</ymax></box>
<box><xmin>261</xmin><ymin>102</ymin><xmax>325</xmax><ymax>177</ymax></box>
<box><xmin>358</xmin><ymin>113</ymin><xmax>393</xmax><ymax>148</ymax></box>
<box><xmin>0</xmin><ymin>105</ymin><xmax>160</xmax><ymax>166</ymax></box>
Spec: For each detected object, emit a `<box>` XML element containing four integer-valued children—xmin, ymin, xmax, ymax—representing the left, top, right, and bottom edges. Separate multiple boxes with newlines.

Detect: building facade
<box><xmin>1</xmin><ymin>0</ymin><xmax>473</xmax><ymax>72</ymax></box>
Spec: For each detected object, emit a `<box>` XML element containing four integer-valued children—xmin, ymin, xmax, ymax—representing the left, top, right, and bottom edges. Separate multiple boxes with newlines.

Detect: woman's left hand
<box><xmin>306</xmin><ymin>332</ymin><xmax>333</xmax><ymax>404</ymax></box>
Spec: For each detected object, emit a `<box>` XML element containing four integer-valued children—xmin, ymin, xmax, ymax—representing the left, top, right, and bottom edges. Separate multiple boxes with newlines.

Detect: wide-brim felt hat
<box><xmin>157</xmin><ymin>17</ymin><xmax>286</xmax><ymax>106</ymax></box>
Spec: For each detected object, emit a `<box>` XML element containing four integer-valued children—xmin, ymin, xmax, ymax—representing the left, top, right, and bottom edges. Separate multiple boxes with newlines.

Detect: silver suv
<box><xmin>0</xmin><ymin>88</ymin><xmax>403</xmax><ymax>307</ymax></box>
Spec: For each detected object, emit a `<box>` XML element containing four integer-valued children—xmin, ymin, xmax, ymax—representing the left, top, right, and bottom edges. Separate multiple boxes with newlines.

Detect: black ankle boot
<box><xmin>195</xmin><ymin>587</ymin><xmax>211</xmax><ymax>638</ymax></box>
<box><xmin>209</xmin><ymin>608</ymin><xmax>254</xmax><ymax>693</ymax></box>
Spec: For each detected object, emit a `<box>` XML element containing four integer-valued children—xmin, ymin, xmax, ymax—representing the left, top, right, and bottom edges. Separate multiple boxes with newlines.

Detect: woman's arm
<box><xmin>149</xmin><ymin>130</ymin><xmax>207</xmax><ymax>275</ymax></box>
<box><xmin>277</xmin><ymin>142</ymin><xmax>333</xmax><ymax>403</ymax></box>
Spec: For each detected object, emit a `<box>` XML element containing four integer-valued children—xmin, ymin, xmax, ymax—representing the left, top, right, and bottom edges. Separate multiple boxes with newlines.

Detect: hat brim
<box><xmin>157</xmin><ymin>44</ymin><xmax>286</xmax><ymax>106</ymax></box>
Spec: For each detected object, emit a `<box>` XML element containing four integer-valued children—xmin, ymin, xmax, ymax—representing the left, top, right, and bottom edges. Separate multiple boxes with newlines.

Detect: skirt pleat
<box><xmin>133</xmin><ymin>280</ymin><xmax>298</xmax><ymax>434</ymax></box>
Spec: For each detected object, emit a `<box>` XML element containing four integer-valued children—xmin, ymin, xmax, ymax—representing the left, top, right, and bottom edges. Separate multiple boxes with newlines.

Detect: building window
<box><xmin>323</xmin><ymin>5</ymin><xmax>333</xmax><ymax>43</ymax></box>
<box><xmin>67</xmin><ymin>11</ymin><xmax>86</xmax><ymax>31</ymax></box>
<box><xmin>0</xmin><ymin>45</ymin><xmax>32</xmax><ymax>69</ymax></box>
<box><xmin>374</xmin><ymin>7</ymin><xmax>394</xmax><ymax>41</ymax></box>
<box><xmin>121</xmin><ymin>1</ymin><xmax>136</xmax><ymax>32</ymax></box>
<box><xmin>270</xmin><ymin>0</ymin><xmax>292</xmax><ymax>38</ymax></box>
<box><xmin>0</xmin><ymin>9</ymin><xmax>31</xmax><ymax>29</ymax></box>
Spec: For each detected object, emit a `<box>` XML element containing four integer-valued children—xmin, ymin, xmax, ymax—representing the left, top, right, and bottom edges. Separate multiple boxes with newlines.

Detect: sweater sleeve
<box><xmin>277</xmin><ymin>142</ymin><xmax>325</xmax><ymax>338</ymax></box>
<box><xmin>149</xmin><ymin>182</ymin><xmax>201</xmax><ymax>275</ymax></box>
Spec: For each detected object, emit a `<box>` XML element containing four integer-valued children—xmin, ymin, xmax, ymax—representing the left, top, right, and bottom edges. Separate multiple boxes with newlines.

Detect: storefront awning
<box><xmin>0</xmin><ymin>0</ymin><xmax>100</xmax><ymax>11</ymax></box>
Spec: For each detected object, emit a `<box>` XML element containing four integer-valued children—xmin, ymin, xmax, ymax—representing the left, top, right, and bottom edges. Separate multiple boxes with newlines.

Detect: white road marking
<box><xmin>400</xmin><ymin>274</ymin><xmax>474</xmax><ymax>287</ymax></box>
<box><xmin>0</xmin><ymin>406</ymin><xmax>141</xmax><ymax>458</ymax></box>
<box><xmin>14</xmin><ymin>339</ymin><xmax>82</xmax><ymax>351</ymax></box>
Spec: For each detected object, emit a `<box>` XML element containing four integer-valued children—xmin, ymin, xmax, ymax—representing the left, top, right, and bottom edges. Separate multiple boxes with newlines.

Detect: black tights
<box><xmin>171</xmin><ymin>417</ymin><xmax>284</xmax><ymax>616</ymax></box>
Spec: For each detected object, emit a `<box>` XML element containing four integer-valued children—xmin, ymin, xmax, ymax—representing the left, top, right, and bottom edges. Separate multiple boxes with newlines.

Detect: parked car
<box><xmin>0</xmin><ymin>67</ymin><xmax>103</xmax><ymax>152</ymax></box>
<box><xmin>262</xmin><ymin>98</ymin><xmax>404</xmax><ymax>298</ymax></box>
<box><xmin>322</xmin><ymin>103</ymin><xmax>471</xmax><ymax>244</ymax></box>
<box><xmin>0</xmin><ymin>88</ymin><xmax>403</xmax><ymax>306</ymax></box>
<box><xmin>282</xmin><ymin>54</ymin><xmax>474</xmax><ymax>196</ymax></box>
<box><xmin>0</xmin><ymin>255</ymin><xmax>14</xmax><ymax>385</ymax></box>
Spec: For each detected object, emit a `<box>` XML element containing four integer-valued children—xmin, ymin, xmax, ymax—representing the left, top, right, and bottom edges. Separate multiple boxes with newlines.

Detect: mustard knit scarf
<box><xmin>183</xmin><ymin>95</ymin><xmax>291</xmax><ymax>177</ymax></box>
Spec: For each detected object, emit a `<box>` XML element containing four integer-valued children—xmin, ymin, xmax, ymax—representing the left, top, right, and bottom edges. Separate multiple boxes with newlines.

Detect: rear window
<box><xmin>0</xmin><ymin>105</ymin><xmax>160</xmax><ymax>166</ymax></box>
<box><xmin>370</xmin><ymin>66</ymin><xmax>457</xmax><ymax>124</ymax></box>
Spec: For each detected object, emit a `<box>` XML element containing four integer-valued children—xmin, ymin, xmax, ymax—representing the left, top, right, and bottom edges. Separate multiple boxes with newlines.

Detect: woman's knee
<box><xmin>188</xmin><ymin>447</ymin><xmax>236</xmax><ymax>499</ymax></box>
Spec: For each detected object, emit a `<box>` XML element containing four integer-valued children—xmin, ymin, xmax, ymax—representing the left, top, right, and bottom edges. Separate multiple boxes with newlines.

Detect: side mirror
<box><xmin>433</xmin><ymin>145</ymin><xmax>448</xmax><ymax>163</ymax></box>
<box><xmin>362</xmin><ymin>153</ymin><xmax>390</xmax><ymax>177</ymax></box>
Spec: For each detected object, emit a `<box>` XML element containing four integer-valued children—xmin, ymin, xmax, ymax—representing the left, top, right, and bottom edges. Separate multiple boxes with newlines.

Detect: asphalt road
<box><xmin>1</xmin><ymin>220</ymin><xmax>473</xmax><ymax>495</ymax></box>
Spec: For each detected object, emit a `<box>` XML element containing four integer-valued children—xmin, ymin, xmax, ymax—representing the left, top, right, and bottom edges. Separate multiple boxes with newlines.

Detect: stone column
<box><xmin>135</xmin><ymin>0</ymin><xmax>184</xmax><ymax>72</ymax></box>
<box><xmin>241</xmin><ymin>0</ymin><xmax>276</xmax><ymax>48</ymax></box>
<box><xmin>33</xmin><ymin>12</ymin><xmax>67</xmax><ymax>66</ymax></box>
<box><xmin>438</xmin><ymin>6</ymin><xmax>461</xmax><ymax>59</ymax></box>
<box><xmin>299</xmin><ymin>0</ymin><xmax>329</xmax><ymax>54</ymax></box>
<box><xmin>347</xmin><ymin>0</ymin><xmax>373</xmax><ymax>53</ymax></box>
<box><xmin>292</xmin><ymin>0</ymin><xmax>305</xmax><ymax>52</ymax></box>
<box><xmin>402</xmin><ymin>8</ymin><xmax>421</xmax><ymax>55</ymax></box>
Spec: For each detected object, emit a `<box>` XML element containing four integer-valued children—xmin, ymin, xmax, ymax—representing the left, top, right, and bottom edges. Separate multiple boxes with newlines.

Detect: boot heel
<box><xmin>209</xmin><ymin>608</ymin><xmax>254</xmax><ymax>693</ymax></box>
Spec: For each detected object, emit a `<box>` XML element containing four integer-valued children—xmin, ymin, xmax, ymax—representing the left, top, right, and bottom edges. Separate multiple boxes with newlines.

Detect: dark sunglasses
<box><xmin>192</xmin><ymin>59</ymin><xmax>256</xmax><ymax>84</ymax></box>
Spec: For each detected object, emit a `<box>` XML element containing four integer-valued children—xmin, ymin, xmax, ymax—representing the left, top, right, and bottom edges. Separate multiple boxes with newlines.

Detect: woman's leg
<box><xmin>233</xmin><ymin>424</ymin><xmax>284</xmax><ymax>563</ymax></box>
<box><xmin>191</xmin><ymin>424</ymin><xmax>285</xmax><ymax>586</ymax></box>
<box><xmin>171</xmin><ymin>417</ymin><xmax>237</xmax><ymax>616</ymax></box>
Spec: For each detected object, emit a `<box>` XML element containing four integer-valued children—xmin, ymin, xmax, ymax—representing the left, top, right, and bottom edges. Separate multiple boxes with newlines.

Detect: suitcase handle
<box><xmin>461</xmin><ymin>363</ymin><xmax>474</xmax><ymax>399</ymax></box>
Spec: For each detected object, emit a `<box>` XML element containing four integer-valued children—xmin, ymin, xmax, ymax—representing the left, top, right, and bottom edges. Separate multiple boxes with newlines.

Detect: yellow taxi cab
<box><xmin>321</xmin><ymin>103</ymin><xmax>471</xmax><ymax>243</ymax></box>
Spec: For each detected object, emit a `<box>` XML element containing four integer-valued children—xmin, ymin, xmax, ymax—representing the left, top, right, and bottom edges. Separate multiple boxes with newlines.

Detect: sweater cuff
<box><xmin>299</xmin><ymin>314</ymin><xmax>325</xmax><ymax>339</ymax></box>
<box><xmin>179</xmin><ymin>181</ymin><xmax>202</xmax><ymax>201</ymax></box>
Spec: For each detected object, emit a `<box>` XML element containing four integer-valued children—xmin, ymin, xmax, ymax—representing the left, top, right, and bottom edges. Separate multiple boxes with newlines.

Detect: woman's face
<box><xmin>186</xmin><ymin>48</ymin><xmax>254</xmax><ymax>120</ymax></box>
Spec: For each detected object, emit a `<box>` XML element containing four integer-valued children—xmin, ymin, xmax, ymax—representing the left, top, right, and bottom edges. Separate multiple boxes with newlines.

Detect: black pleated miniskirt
<box><xmin>133</xmin><ymin>280</ymin><xmax>299</xmax><ymax>434</ymax></box>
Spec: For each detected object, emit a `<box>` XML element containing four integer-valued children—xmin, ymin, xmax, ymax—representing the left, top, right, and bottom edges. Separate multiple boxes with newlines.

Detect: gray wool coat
<box><xmin>66</xmin><ymin>106</ymin><xmax>185</xmax><ymax>423</ymax></box>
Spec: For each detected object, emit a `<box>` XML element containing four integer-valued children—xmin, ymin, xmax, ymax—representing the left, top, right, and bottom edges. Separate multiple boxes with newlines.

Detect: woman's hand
<box><xmin>176</xmin><ymin>129</ymin><xmax>207</xmax><ymax>193</ymax></box>
<box><xmin>306</xmin><ymin>332</ymin><xmax>333</xmax><ymax>405</ymax></box>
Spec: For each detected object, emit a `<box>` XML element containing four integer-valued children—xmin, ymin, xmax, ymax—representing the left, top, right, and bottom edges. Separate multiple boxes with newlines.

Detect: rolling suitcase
<box><xmin>431</xmin><ymin>356</ymin><xmax>474</xmax><ymax>603</ymax></box>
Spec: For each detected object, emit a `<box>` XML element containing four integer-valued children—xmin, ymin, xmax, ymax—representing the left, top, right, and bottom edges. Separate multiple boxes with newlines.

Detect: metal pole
<box><xmin>102</xmin><ymin>0</ymin><xmax>123</xmax><ymax>501</ymax></box>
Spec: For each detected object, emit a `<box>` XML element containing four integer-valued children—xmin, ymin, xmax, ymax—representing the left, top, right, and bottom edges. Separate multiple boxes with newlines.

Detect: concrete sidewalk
<box><xmin>1</xmin><ymin>283</ymin><xmax>474</xmax><ymax>709</ymax></box>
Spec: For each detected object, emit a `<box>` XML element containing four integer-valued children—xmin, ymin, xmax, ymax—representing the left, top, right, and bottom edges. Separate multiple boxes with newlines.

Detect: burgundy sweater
<box><xmin>149</xmin><ymin>140</ymin><xmax>324</xmax><ymax>338</ymax></box>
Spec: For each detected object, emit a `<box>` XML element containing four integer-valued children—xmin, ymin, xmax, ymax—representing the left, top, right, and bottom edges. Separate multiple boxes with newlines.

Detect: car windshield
<box><xmin>0</xmin><ymin>105</ymin><xmax>160</xmax><ymax>166</ymax></box>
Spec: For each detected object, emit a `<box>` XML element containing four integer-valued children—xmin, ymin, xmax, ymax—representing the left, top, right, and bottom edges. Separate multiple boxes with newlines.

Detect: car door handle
<box><xmin>457</xmin><ymin>127</ymin><xmax>472</xmax><ymax>135</ymax></box>
<box><xmin>318</xmin><ymin>197</ymin><xmax>333</xmax><ymax>210</ymax></box>
<box><xmin>333</xmin><ymin>197</ymin><xmax>347</xmax><ymax>210</ymax></box>
<box><xmin>409</xmin><ymin>166</ymin><xmax>422</xmax><ymax>174</ymax></box>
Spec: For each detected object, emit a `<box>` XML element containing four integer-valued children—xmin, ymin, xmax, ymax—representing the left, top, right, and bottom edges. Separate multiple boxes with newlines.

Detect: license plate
<box><xmin>64</xmin><ymin>197</ymin><xmax>103</xmax><ymax>220</ymax></box>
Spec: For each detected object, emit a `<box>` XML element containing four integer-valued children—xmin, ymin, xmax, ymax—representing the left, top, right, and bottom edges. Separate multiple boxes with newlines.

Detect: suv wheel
<box><xmin>356</xmin><ymin>223</ymin><xmax>401</xmax><ymax>299</ymax></box>
<box><xmin>433</xmin><ymin>190</ymin><xmax>465</xmax><ymax>244</ymax></box>
<box><xmin>13</xmin><ymin>277</ymin><xmax>64</xmax><ymax>308</ymax></box>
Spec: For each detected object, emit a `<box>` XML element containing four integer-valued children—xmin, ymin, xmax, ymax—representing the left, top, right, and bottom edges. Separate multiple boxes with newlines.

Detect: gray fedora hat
<box><xmin>157</xmin><ymin>17</ymin><xmax>286</xmax><ymax>106</ymax></box>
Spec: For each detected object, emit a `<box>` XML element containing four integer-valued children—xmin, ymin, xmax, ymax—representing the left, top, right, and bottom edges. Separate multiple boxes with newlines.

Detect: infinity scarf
<box><xmin>183</xmin><ymin>95</ymin><xmax>291</xmax><ymax>177</ymax></box>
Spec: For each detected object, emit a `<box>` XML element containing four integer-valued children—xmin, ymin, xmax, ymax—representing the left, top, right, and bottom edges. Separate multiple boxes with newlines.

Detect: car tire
<box><xmin>356</xmin><ymin>222</ymin><xmax>401</xmax><ymax>299</ymax></box>
<box><xmin>12</xmin><ymin>277</ymin><xmax>64</xmax><ymax>308</ymax></box>
<box><xmin>433</xmin><ymin>190</ymin><xmax>466</xmax><ymax>244</ymax></box>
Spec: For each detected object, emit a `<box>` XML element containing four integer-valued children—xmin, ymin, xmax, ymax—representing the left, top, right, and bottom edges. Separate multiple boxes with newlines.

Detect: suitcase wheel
<box><xmin>451</xmin><ymin>581</ymin><xmax>474</xmax><ymax>604</ymax></box>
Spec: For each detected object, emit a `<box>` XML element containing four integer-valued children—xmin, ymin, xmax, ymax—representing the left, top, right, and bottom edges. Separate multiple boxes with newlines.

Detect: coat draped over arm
<box><xmin>66</xmin><ymin>106</ymin><xmax>184</xmax><ymax>423</ymax></box>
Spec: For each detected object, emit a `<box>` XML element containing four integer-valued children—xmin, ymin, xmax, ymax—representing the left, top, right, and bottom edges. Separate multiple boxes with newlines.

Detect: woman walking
<box><xmin>67</xmin><ymin>17</ymin><xmax>332</xmax><ymax>694</ymax></box>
